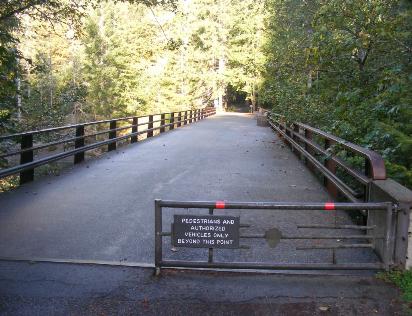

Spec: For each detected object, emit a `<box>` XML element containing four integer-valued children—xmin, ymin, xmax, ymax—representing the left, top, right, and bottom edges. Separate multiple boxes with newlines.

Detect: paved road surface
<box><xmin>0</xmin><ymin>113</ymin><xmax>377</xmax><ymax>265</ymax></box>
<box><xmin>0</xmin><ymin>261</ymin><xmax>403</xmax><ymax>315</ymax></box>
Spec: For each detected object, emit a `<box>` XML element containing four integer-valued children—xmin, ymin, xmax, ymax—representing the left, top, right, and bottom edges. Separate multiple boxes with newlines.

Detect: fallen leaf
<box><xmin>319</xmin><ymin>305</ymin><xmax>330</xmax><ymax>312</ymax></box>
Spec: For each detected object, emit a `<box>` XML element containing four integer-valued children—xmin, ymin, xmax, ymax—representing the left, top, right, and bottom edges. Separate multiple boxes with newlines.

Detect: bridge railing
<box><xmin>267</xmin><ymin>112</ymin><xmax>412</xmax><ymax>269</ymax></box>
<box><xmin>267</xmin><ymin>113</ymin><xmax>386</xmax><ymax>203</ymax></box>
<box><xmin>0</xmin><ymin>107</ymin><xmax>216</xmax><ymax>185</ymax></box>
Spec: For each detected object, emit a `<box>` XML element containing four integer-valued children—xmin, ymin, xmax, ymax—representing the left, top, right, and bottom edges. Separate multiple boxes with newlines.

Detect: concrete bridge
<box><xmin>0</xmin><ymin>112</ymin><xmax>380</xmax><ymax>266</ymax></box>
<box><xmin>0</xmin><ymin>110</ymin><xmax>411</xmax><ymax>314</ymax></box>
<box><xmin>0</xmin><ymin>113</ymin><xmax>324</xmax><ymax>260</ymax></box>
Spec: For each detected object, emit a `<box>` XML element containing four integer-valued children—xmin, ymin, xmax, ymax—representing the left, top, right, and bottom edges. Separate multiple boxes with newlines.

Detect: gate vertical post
<box><xmin>184</xmin><ymin>111</ymin><xmax>188</xmax><ymax>125</ymax></box>
<box><xmin>368</xmin><ymin>179</ymin><xmax>412</xmax><ymax>269</ymax></box>
<box><xmin>208</xmin><ymin>208</ymin><xmax>214</xmax><ymax>263</ymax></box>
<box><xmin>74</xmin><ymin>125</ymin><xmax>85</xmax><ymax>164</ymax></box>
<box><xmin>324</xmin><ymin>139</ymin><xmax>338</xmax><ymax>198</ymax></box>
<box><xmin>20</xmin><ymin>134</ymin><xmax>34</xmax><ymax>184</ymax></box>
<box><xmin>160</xmin><ymin>114</ymin><xmax>165</xmax><ymax>133</ymax></box>
<box><xmin>170</xmin><ymin>112</ymin><xmax>175</xmax><ymax>130</ymax></box>
<box><xmin>108</xmin><ymin>120</ymin><xmax>117</xmax><ymax>151</ymax></box>
<box><xmin>384</xmin><ymin>202</ymin><xmax>394</xmax><ymax>271</ymax></box>
<box><xmin>131</xmin><ymin>117</ymin><xmax>138</xmax><ymax>143</ymax></box>
<box><xmin>189</xmin><ymin>110</ymin><xmax>193</xmax><ymax>123</ymax></box>
<box><xmin>154</xmin><ymin>199</ymin><xmax>162</xmax><ymax>275</ymax></box>
<box><xmin>147</xmin><ymin>115</ymin><xmax>154</xmax><ymax>138</ymax></box>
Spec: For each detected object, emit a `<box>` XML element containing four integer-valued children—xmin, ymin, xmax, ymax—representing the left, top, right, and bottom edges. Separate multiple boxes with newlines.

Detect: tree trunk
<box><xmin>16</xmin><ymin>76</ymin><xmax>22</xmax><ymax>121</ymax></box>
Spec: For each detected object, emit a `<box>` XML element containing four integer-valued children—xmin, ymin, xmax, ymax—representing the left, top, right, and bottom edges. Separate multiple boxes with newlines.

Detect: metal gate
<box><xmin>154</xmin><ymin>199</ymin><xmax>395</xmax><ymax>274</ymax></box>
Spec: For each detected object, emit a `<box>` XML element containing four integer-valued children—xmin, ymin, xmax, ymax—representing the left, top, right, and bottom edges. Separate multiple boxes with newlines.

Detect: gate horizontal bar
<box><xmin>239</xmin><ymin>234</ymin><xmax>381</xmax><ymax>240</ymax></box>
<box><xmin>284</xmin><ymin>236</ymin><xmax>381</xmax><ymax>240</ymax></box>
<box><xmin>298</xmin><ymin>225</ymin><xmax>376</xmax><ymax>230</ymax></box>
<box><xmin>159</xmin><ymin>200</ymin><xmax>391</xmax><ymax>211</ymax></box>
<box><xmin>159</xmin><ymin>260</ymin><xmax>384</xmax><ymax>270</ymax></box>
<box><xmin>296</xmin><ymin>244</ymin><xmax>373</xmax><ymax>250</ymax></box>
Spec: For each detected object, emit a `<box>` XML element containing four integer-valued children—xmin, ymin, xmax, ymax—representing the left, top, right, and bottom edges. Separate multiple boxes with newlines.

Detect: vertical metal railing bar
<box><xmin>154</xmin><ymin>199</ymin><xmax>163</xmax><ymax>276</ymax></box>
<box><xmin>19</xmin><ymin>134</ymin><xmax>34</xmax><ymax>184</ymax></box>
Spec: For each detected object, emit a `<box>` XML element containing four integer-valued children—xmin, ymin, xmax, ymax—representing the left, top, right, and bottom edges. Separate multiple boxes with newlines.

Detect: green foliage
<box><xmin>0</xmin><ymin>0</ymin><xmax>264</xmax><ymax>137</ymax></box>
<box><xmin>261</xmin><ymin>0</ymin><xmax>412</xmax><ymax>188</ymax></box>
<box><xmin>0</xmin><ymin>176</ymin><xmax>18</xmax><ymax>193</ymax></box>
<box><xmin>0</xmin><ymin>12</ymin><xmax>19</xmax><ymax>134</ymax></box>
<box><xmin>378</xmin><ymin>269</ymin><xmax>412</xmax><ymax>302</ymax></box>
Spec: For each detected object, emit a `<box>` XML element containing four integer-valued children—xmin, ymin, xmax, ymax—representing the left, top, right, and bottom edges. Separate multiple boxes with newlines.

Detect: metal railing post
<box><xmin>148</xmin><ymin>115</ymin><xmax>154</xmax><ymax>138</ymax></box>
<box><xmin>74</xmin><ymin>125</ymin><xmax>85</xmax><ymax>164</ymax></box>
<box><xmin>170</xmin><ymin>112</ymin><xmax>175</xmax><ymax>130</ymax></box>
<box><xmin>292</xmin><ymin>124</ymin><xmax>301</xmax><ymax>159</ymax></box>
<box><xmin>364</xmin><ymin>159</ymin><xmax>372</xmax><ymax>201</ymax></box>
<box><xmin>131</xmin><ymin>117</ymin><xmax>138</xmax><ymax>143</ymax></box>
<box><xmin>324</xmin><ymin>139</ymin><xmax>338</xmax><ymax>198</ymax></box>
<box><xmin>108</xmin><ymin>120</ymin><xmax>117</xmax><ymax>151</ymax></box>
<box><xmin>178</xmin><ymin>112</ymin><xmax>182</xmax><ymax>128</ymax></box>
<box><xmin>304</xmin><ymin>129</ymin><xmax>315</xmax><ymax>173</ymax></box>
<box><xmin>160</xmin><ymin>114</ymin><xmax>165</xmax><ymax>133</ymax></box>
<box><xmin>285</xmin><ymin>123</ymin><xmax>292</xmax><ymax>148</ymax></box>
<box><xmin>20</xmin><ymin>134</ymin><xmax>34</xmax><ymax>184</ymax></box>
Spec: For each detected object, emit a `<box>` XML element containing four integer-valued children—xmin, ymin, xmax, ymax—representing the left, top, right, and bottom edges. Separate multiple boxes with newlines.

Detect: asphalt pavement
<box><xmin>0</xmin><ymin>260</ymin><xmax>403</xmax><ymax>315</ymax></box>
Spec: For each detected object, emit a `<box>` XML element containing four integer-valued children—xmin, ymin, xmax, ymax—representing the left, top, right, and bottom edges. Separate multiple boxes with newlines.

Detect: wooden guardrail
<box><xmin>0</xmin><ymin>107</ymin><xmax>216</xmax><ymax>184</ymax></box>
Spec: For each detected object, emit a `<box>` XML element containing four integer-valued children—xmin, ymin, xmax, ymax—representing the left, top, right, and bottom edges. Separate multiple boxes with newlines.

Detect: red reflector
<box><xmin>324</xmin><ymin>202</ymin><xmax>335</xmax><ymax>210</ymax></box>
<box><xmin>216</xmin><ymin>201</ymin><xmax>226</xmax><ymax>209</ymax></box>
